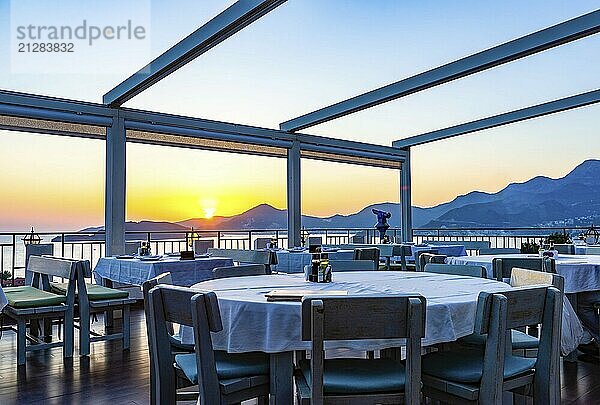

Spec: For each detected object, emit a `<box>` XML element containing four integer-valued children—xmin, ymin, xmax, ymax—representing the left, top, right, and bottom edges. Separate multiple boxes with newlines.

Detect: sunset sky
<box><xmin>0</xmin><ymin>0</ymin><xmax>599</xmax><ymax>231</ymax></box>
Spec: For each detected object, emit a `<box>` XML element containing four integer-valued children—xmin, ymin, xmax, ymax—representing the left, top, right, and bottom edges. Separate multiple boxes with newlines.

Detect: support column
<box><xmin>105</xmin><ymin>111</ymin><xmax>126</xmax><ymax>256</ymax></box>
<box><xmin>287</xmin><ymin>141</ymin><xmax>301</xmax><ymax>247</ymax></box>
<box><xmin>400</xmin><ymin>147</ymin><xmax>413</xmax><ymax>242</ymax></box>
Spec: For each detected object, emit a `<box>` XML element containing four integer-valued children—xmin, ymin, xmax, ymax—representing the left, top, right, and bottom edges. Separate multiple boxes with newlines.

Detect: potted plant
<box><xmin>545</xmin><ymin>231</ymin><xmax>572</xmax><ymax>245</ymax></box>
<box><xmin>520</xmin><ymin>241</ymin><xmax>540</xmax><ymax>254</ymax></box>
<box><xmin>1</xmin><ymin>270</ymin><xmax>12</xmax><ymax>286</ymax></box>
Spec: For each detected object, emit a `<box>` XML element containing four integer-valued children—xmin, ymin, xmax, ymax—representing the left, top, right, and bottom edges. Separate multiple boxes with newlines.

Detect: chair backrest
<box><xmin>207</xmin><ymin>248</ymin><xmax>277</xmax><ymax>273</ymax></box>
<box><xmin>478</xmin><ymin>248</ymin><xmax>521</xmax><ymax>255</ymax></box>
<box><xmin>350</xmin><ymin>234</ymin><xmax>365</xmax><ymax>244</ymax></box>
<box><xmin>212</xmin><ymin>264</ymin><xmax>268</xmax><ymax>279</ymax></box>
<box><xmin>397</xmin><ymin>244</ymin><xmax>413</xmax><ymax>271</ymax></box>
<box><xmin>329</xmin><ymin>260</ymin><xmax>377</xmax><ymax>272</ymax></box>
<box><xmin>301</xmin><ymin>295</ymin><xmax>425</xmax><ymax>403</ymax></box>
<box><xmin>352</xmin><ymin>247</ymin><xmax>380</xmax><ymax>266</ymax></box>
<box><xmin>492</xmin><ymin>257</ymin><xmax>555</xmax><ymax>281</ymax></box>
<box><xmin>424</xmin><ymin>263</ymin><xmax>486</xmax><ymax>278</ymax></box>
<box><xmin>510</xmin><ymin>267</ymin><xmax>565</xmax><ymax>293</ymax></box>
<box><xmin>472</xmin><ymin>286</ymin><xmax>562</xmax><ymax>403</ymax></box>
<box><xmin>253</xmin><ymin>237</ymin><xmax>271</xmax><ymax>249</ymax></box>
<box><xmin>125</xmin><ymin>241</ymin><xmax>142</xmax><ymax>255</ymax></box>
<box><xmin>194</xmin><ymin>239</ymin><xmax>214</xmax><ymax>254</ymax></box>
<box><xmin>418</xmin><ymin>253</ymin><xmax>446</xmax><ymax>271</ymax></box>
<box><xmin>142</xmin><ymin>272</ymin><xmax>174</xmax><ymax>337</ymax></box>
<box><xmin>552</xmin><ymin>244</ymin><xmax>575</xmax><ymax>255</ymax></box>
<box><xmin>584</xmin><ymin>246</ymin><xmax>600</xmax><ymax>255</ymax></box>
<box><xmin>25</xmin><ymin>244</ymin><xmax>54</xmax><ymax>285</ymax></box>
<box><xmin>189</xmin><ymin>289</ymin><xmax>227</xmax><ymax>403</ymax></box>
<box><xmin>308</xmin><ymin>236</ymin><xmax>322</xmax><ymax>246</ymax></box>
<box><xmin>414</xmin><ymin>249</ymin><xmax>439</xmax><ymax>272</ymax></box>
<box><xmin>146</xmin><ymin>285</ymin><xmax>223</xmax><ymax>404</ymax></box>
<box><xmin>28</xmin><ymin>255</ymin><xmax>78</xmax><ymax>286</ymax></box>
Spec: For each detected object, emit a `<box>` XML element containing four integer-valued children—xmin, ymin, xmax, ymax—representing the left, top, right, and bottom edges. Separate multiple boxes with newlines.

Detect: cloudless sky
<box><xmin>0</xmin><ymin>1</ymin><xmax>598</xmax><ymax>230</ymax></box>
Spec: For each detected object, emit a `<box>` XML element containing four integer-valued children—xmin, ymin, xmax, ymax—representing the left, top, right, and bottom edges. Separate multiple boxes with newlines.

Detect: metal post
<box><xmin>105</xmin><ymin>111</ymin><xmax>126</xmax><ymax>256</ymax></box>
<box><xmin>287</xmin><ymin>141</ymin><xmax>301</xmax><ymax>247</ymax></box>
<box><xmin>400</xmin><ymin>147</ymin><xmax>413</xmax><ymax>242</ymax></box>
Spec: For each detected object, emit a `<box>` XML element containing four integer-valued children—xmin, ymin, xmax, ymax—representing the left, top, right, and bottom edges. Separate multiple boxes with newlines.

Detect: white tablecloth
<box><xmin>0</xmin><ymin>285</ymin><xmax>7</xmax><ymax>312</ymax></box>
<box><xmin>180</xmin><ymin>271</ymin><xmax>512</xmax><ymax>352</ymax></box>
<box><xmin>273</xmin><ymin>250</ymin><xmax>354</xmax><ymax>273</ymax></box>
<box><xmin>446</xmin><ymin>254</ymin><xmax>600</xmax><ymax>294</ymax></box>
<box><xmin>94</xmin><ymin>256</ymin><xmax>234</xmax><ymax>286</ymax></box>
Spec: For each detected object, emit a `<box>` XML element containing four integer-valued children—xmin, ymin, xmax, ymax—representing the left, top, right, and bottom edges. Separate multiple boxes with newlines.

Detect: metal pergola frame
<box><xmin>1</xmin><ymin>3</ymin><xmax>599</xmax><ymax>253</ymax></box>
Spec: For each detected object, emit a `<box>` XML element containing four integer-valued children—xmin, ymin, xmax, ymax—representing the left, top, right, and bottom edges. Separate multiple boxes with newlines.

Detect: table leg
<box><xmin>270</xmin><ymin>351</ymin><xmax>293</xmax><ymax>405</ymax></box>
<box><xmin>385</xmin><ymin>256</ymin><xmax>391</xmax><ymax>271</ymax></box>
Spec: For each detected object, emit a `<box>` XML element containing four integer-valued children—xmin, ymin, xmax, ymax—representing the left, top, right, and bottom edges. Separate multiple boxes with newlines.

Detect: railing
<box><xmin>0</xmin><ymin>225</ymin><xmax>588</xmax><ymax>286</ymax></box>
<box><xmin>0</xmin><ymin>227</ymin><xmax>397</xmax><ymax>285</ymax></box>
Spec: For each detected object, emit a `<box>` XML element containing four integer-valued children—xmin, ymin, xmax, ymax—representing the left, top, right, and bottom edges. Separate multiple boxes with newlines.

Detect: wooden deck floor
<box><xmin>0</xmin><ymin>306</ymin><xmax>598</xmax><ymax>404</ymax></box>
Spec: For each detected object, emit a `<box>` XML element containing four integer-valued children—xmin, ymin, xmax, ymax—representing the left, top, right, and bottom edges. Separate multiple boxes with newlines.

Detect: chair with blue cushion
<box><xmin>2</xmin><ymin>256</ymin><xmax>76</xmax><ymax>365</ymax></box>
<box><xmin>492</xmin><ymin>257</ymin><xmax>555</xmax><ymax>281</ymax></box>
<box><xmin>460</xmin><ymin>269</ymin><xmax>564</xmax><ymax>358</ymax></box>
<box><xmin>422</xmin><ymin>286</ymin><xmax>562</xmax><ymax>404</ymax></box>
<box><xmin>147</xmin><ymin>285</ymin><xmax>270</xmax><ymax>404</ymax></box>
<box><xmin>142</xmin><ymin>273</ymin><xmax>195</xmax><ymax>405</ymax></box>
<box><xmin>295</xmin><ymin>294</ymin><xmax>426</xmax><ymax>405</ymax></box>
<box><xmin>212</xmin><ymin>264</ymin><xmax>268</xmax><ymax>279</ymax></box>
<box><xmin>424</xmin><ymin>263</ymin><xmax>486</xmax><ymax>278</ymax></box>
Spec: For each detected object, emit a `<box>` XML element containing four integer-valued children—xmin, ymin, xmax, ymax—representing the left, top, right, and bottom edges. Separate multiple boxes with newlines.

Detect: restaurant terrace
<box><xmin>1</xmin><ymin>2</ymin><xmax>600</xmax><ymax>404</ymax></box>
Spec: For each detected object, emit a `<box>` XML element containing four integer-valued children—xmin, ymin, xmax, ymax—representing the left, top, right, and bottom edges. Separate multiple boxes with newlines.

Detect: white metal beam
<box><xmin>105</xmin><ymin>111</ymin><xmax>126</xmax><ymax>256</ymax></box>
<box><xmin>287</xmin><ymin>141</ymin><xmax>301</xmax><ymax>247</ymax></box>
<box><xmin>280</xmin><ymin>10</ymin><xmax>600</xmax><ymax>132</ymax></box>
<box><xmin>400</xmin><ymin>148</ymin><xmax>412</xmax><ymax>242</ymax></box>
<box><xmin>393</xmin><ymin>89</ymin><xmax>600</xmax><ymax>148</ymax></box>
<box><xmin>103</xmin><ymin>0</ymin><xmax>288</xmax><ymax>106</ymax></box>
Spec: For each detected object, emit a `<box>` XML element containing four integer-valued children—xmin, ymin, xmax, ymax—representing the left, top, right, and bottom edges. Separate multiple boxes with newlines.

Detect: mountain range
<box><xmin>64</xmin><ymin>159</ymin><xmax>600</xmax><ymax>239</ymax></box>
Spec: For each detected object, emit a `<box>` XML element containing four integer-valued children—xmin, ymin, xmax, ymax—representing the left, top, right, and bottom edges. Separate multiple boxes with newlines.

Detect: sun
<box><xmin>203</xmin><ymin>207</ymin><xmax>216</xmax><ymax>219</ymax></box>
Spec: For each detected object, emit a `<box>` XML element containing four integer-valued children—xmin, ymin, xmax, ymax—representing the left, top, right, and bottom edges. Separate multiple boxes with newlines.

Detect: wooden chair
<box><xmin>212</xmin><ymin>264</ymin><xmax>268</xmax><ymax>279</ymax></box>
<box><xmin>329</xmin><ymin>260</ymin><xmax>377</xmax><ymax>272</ymax></box>
<box><xmin>422</xmin><ymin>286</ymin><xmax>562</xmax><ymax>404</ymax></box>
<box><xmin>2</xmin><ymin>256</ymin><xmax>76</xmax><ymax>365</ymax></box>
<box><xmin>424</xmin><ymin>263</ymin><xmax>486</xmax><ymax>278</ymax></box>
<box><xmin>125</xmin><ymin>241</ymin><xmax>142</xmax><ymax>255</ymax></box>
<box><xmin>207</xmin><ymin>248</ymin><xmax>277</xmax><ymax>274</ymax></box>
<box><xmin>478</xmin><ymin>248</ymin><xmax>520</xmax><ymax>255</ymax></box>
<box><xmin>492</xmin><ymin>257</ymin><xmax>556</xmax><ymax>281</ymax></box>
<box><xmin>147</xmin><ymin>285</ymin><xmax>270</xmax><ymax>404</ymax></box>
<box><xmin>584</xmin><ymin>246</ymin><xmax>600</xmax><ymax>255</ymax></box>
<box><xmin>418</xmin><ymin>253</ymin><xmax>447</xmax><ymax>272</ymax></box>
<box><xmin>413</xmin><ymin>250</ymin><xmax>439</xmax><ymax>272</ymax></box>
<box><xmin>194</xmin><ymin>239</ymin><xmax>214</xmax><ymax>254</ymax></box>
<box><xmin>253</xmin><ymin>237</ymin><xmax>271</xmax><ymax>249</ymax></box>
<box><xmin>295</xmin><ymin>295</ymin><xmax>426</xmax><ymax>405</ymax></box>
<box><xmin>142</xmin><ymin>273</ymin><xmax>194</xmax><ymax>405</ymax></box>
<box><xmin>460</xmin><ymin>269</ymin><xmax>564</xmax><ymax>357</ymax></box>
<box><xmin>353</xmin><ymin>248</ymin><xmax>380</xmax><ymax>272</ymax></box>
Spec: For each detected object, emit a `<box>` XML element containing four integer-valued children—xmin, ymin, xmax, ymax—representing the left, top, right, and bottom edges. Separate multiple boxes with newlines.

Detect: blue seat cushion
<box><xmin>422</xmin><ymin>348</ymin><xmax>536</xmax><ymax>384</ymax></box>
<box><xmin>459</xmin><ymin>330</ymin><xmax>539</xmax><ymax>350</ymax></box>
<box><xmin>298</xmin><ymin>358</ymin><xmax>406</xmax><ymax>395</ymax></box>
<box><xmin>174</xmin><ymin>351</ymin><xmax>269</xmax><ymax>384</ymax></box>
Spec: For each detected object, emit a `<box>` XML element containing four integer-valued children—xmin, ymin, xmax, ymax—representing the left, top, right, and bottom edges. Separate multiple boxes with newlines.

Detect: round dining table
<box><xmin>181</xmin><ymin>271</ymin><xmax>512</xmax><ymax>404</ymax></box>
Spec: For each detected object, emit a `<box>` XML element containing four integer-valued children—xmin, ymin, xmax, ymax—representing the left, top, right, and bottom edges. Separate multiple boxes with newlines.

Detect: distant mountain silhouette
<box><xmin>65</xmin><ymin>159</ymin><xmax>600</xmax><ymax>237</ymax></box>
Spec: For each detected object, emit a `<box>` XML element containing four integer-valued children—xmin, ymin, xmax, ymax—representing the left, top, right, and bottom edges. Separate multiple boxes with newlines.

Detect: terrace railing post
<box><xmin>11</xmin><ymin>234</ymin><xmax>16</xmax><ymax>286</ymax></box>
